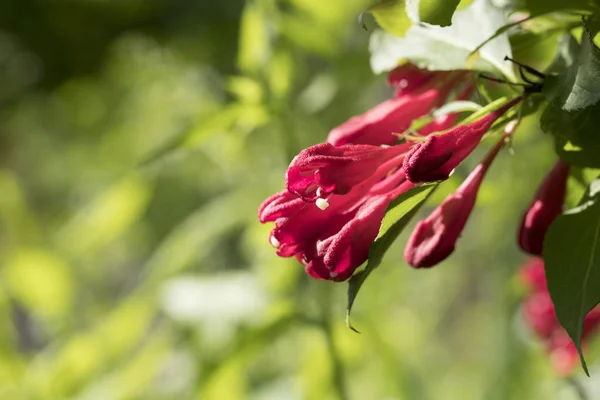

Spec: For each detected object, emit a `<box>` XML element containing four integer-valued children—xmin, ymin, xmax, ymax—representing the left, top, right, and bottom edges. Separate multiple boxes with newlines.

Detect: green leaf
<box><xmin>525</xmin><ymin>0</ymin><xmax>596</xmax><ymax>16</ymax></box>
<box><xmin>368</xmin><ymin>0</ymin><xmax>412</xmax><ymax>38</ymax></box>
<box><xmin>346</xmin><ymin>184</ymin><xmax>437</xmax><ymax>331</ymax></box>
<box><xmin>370</xmin><ymin>0</ymin><xmax>515</xmax><ymax>80</ymax></box>
<box><xmin>543</xmin><ymin>177</ymin><xmax>600</xmax><ymax>375</ymax></box>
<box><xmin>544</xmin><ymin>23</ymin><xmax>600</xmax><ymax>111</ymax></box>
<box><xmin>419</xmin><ymin>0</ymin><xmax>461</xmax><ymax>27</ymax></box>
<box><xmin>540</xmin><ymin>102</ymin><xmax>600</xmax><ymax>168</ymax></box>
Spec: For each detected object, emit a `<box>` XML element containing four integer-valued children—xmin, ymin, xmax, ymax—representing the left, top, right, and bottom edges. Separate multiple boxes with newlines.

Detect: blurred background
<box><xmin>0</xmin><ymin>0</ymin><xmax>598</xmax><ymax>399</ymax></box>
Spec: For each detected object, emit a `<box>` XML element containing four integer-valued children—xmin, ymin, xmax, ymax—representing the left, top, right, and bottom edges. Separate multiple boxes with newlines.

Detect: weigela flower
<box><xmin>327</xmin><ymin>65</ymin><xmax>471</xmax><ymax>147</ymax></box>
<box><xmin>259</xmin><ymin>63</ymin><xmax>517</xmax><ymax>281</ymax></box>
<box><xmin>518</xmin><ymin>160</ymin><xmax>570</xmax><ymax>256</ymax></box>
<box><xmin>404</xmin><ymin>120</ymin><xmax>519</xmax><ymax>268</ymax></box>
<box><xmin>403</xmin><ymin>97</ymin><xmax>522</xmax><ymax>183</ymax></box>
<box><xmin>285</xmin><ymin>142</ymin><xmax>409</xmax><ymax>203</ymax></box>
<box><xmin>519</xmin><ymin>257</ymin><xmax>600</xmax><ymax>376</ymax></box>
<box><xmin>259</xmin><ymin>167</ymin><xmax>413</xmax><ymax>281</ymax></box>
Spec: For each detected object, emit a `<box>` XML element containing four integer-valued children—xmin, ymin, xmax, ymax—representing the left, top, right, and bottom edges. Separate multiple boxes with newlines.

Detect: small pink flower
<box><xmin>518</xmin><ymin>160</ymin><xmax>570</xmax><ymax>256</ymax></box>
<box><xmin>404</xmin><ymin>128</ymin><xmax>511</xmax><ymax>268</ymax></box>
<box><xmin>403</xmin><ymin>97</ymin><xmax>521</xmax><ymax>183</ymax></box>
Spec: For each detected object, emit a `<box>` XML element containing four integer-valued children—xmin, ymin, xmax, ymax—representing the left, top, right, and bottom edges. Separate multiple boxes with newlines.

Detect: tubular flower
<box><xmin>259</xmin><ymin>164</ymin><xmax>413</xmax><ymax>281</ymax></box>
<box><xmin>285</xmin><ymin>142</ymin><xmax>409</xmax><ymax>204</ymax></box>
<box><xmin>259</xmin><ymin>63</ymin><xmax>480</xmax><ymax>281</ymax></box>
<box><xmin>518</xmin><ymin>160</ymin><xmax>570</xmax><ymax>256</ymax></box>
<box><xmin>404</xmin><ymin>122</ymin><xmax>516</xmax><ymax>268</ymax></box>
<box><xmin>403</xmin><ymin>96</ymin><xmax>522</xmax><ymax>183</ymax></box>
<box><xmin>519</xmin><ymin>257</ymin><xmax>600</xmax><ymax>376</ymax></box>
<box><xmin>327</xmin><ymin>65</ymin><xmax>471</xmax><ymax>147</ymax></box>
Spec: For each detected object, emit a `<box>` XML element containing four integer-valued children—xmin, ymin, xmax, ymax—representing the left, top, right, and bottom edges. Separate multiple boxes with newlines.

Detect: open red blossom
<box><xmin>404</xmin><ymin>128</ymin><xmax>510</xmax><ymax>268</ymax></box>
<box><xmin>403</xmin><ymin>96</ymin><xmax>521</xmax><ymax>183</ymax></box>
<box><xmin>305</xmin><ymin>180</ymin><xmax>414</xmax><ymax>281</ymax></box>
<box><xmin>285</xmin><ymin>142</ymin><xmax>408</xmax><ymax>202</ymax></box>
<box><xmin>518</xmin><ymin>257</ymin><xmax>600</xmax><ymax>376</ymax></box>
<box><xmin>518</xmin><ymin>160</ymin><xmax>570</xmax><ymax>256</ymax></box>
<box><xmin>259</xmin><ymin>165</ymin><xmax>412</xmax><ymax>281</ymax></box>
<box><xmin>327</xmin><ymin>66</ymin><xmax>469</xmax><ymax>147</ymax></box>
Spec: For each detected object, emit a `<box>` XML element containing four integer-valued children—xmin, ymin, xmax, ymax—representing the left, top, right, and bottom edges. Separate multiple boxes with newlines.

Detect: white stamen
<box><xmin>399</xmin><ymin>79</ymin><xmax>408</xmax><ymax>89</ymax></box>
<box><xmin>448</xmin><ymin>168</ymin><xmax>456</xmax><ymax>177</ymax></box>
<box><xmin>380</xmin><ymin>144</ymin><xmax>391</xmax><ymax>148</ymax></box>
<box><xmin>316</xmin><ymin>198</ymin><xmax>329</xmax><ymax>210</ymax></box>
<box><xmin>316</xmin><ymin>187</ymin><xmax>323</xmax><ymax>197</ymax></box>
<box><xmin>270</xmin><ymin>236</ymin><xmax>280</xmax><ymax>249</ymax></box>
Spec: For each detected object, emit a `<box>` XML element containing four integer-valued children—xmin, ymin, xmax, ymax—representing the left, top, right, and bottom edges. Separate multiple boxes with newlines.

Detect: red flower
<box><xmin>327</xmin><ymin>66</ymin><xmax>469</xmax><ymax>147</ymax></box>
<box><xmin>403</xmin><ymin>97</ymin><xmax>521</xmax><ymax>183</ymax></box>
<box><xmin>285</xmin><ymin>142</ymin><xmax>408</xmax><ymax>202</ymax></box>
<box><xmin>404</xmin><ymin>125</ymin><xmax>512</xmax><ymax>268</ymax></box>
<box><xmin>259</xmin><ymin>167</ymin><xmax>413</xmax><ymax>281</ymax></box>
<box><xmin>519</xmin><ymin>257</ymin><xmax>600</xmax><ymax>376</ymax></box>
<box><xmin>518</xmin><ymin>160</ymin><xmax>570</xmax><ymax>256</ymax></box>
<box><xmin>259</xmin><ymin>64</ymin><xmax>482</xmax><ymax>281</ymax></box>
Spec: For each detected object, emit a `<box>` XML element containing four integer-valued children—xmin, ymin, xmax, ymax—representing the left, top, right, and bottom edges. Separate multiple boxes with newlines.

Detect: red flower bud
<box><xmin>404</xmin><ymin>130</ymin><xmax>510</xmax><ymax>268</ymax></box>
<box><xmin>403</xmin><ymin>97</ymin><xmax>521</xmax><ymax>183</ymax></box>
<box><xmin>518</xmin><ymin>160</ymin><xmax>570</xmax><ymax>256</ymax></box>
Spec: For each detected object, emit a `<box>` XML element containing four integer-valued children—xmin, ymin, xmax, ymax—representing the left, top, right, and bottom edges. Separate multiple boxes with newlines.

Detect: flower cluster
<box><xmin>259</xmin><ymin>63</ymin><xmax>523</xmax><ymax>281</ymax></box>
<box><xmin>519</xmin><ymin>257</ymin><xmax>600</xmax><ymax>376</ymax></box>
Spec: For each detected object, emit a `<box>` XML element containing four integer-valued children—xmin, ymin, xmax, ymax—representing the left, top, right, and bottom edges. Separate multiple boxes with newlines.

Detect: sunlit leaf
<box><xmin>368</xmin><ymin>0</ymin><xmax>413</xmax><ymax>37</ymax></box>
<box><xmin>370</xmin><ymin>0</ymin><xmax>515</xmax><ymax>80</ymax></box>
<box><xmin>543</xmin><ymin>177</ymin><xmax>600</xmax><ymax>375</ymax></box>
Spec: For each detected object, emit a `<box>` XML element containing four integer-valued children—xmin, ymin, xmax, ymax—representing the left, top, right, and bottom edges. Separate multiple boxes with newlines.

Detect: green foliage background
<box><xmin>0</xmin><ymin>0</ymin><xmax>598</xmax><ymax>399</ymax></box>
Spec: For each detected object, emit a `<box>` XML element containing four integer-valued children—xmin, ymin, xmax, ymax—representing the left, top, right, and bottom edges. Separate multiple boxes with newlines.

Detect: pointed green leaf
<box><xmin>418</xmin><ymin>0</ymin><xmax>461</xmax><ymax>27</ymax></box>
<box><xmin>544</xmin><ymin>23</ymin><xmax>600</xmax><ymax>111</ymax></box>
<box><xmin>368</xmin><ymin>0</ymin><xmax>412</xmax><ymax>37</ymax></box>
<box><xmin>540</xmin><ymin>102</ymin><xmax>600</xmax><ymax>168</ymax></box>
<box><xmin>346</xmin><ymin>184</ymin><xmax>437</xmax><ymax>330</ymax></box>
<box><xmin>543</xmin><ymin>178</ymin><xmax>600</xmax><ymax>375</ymax></box>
